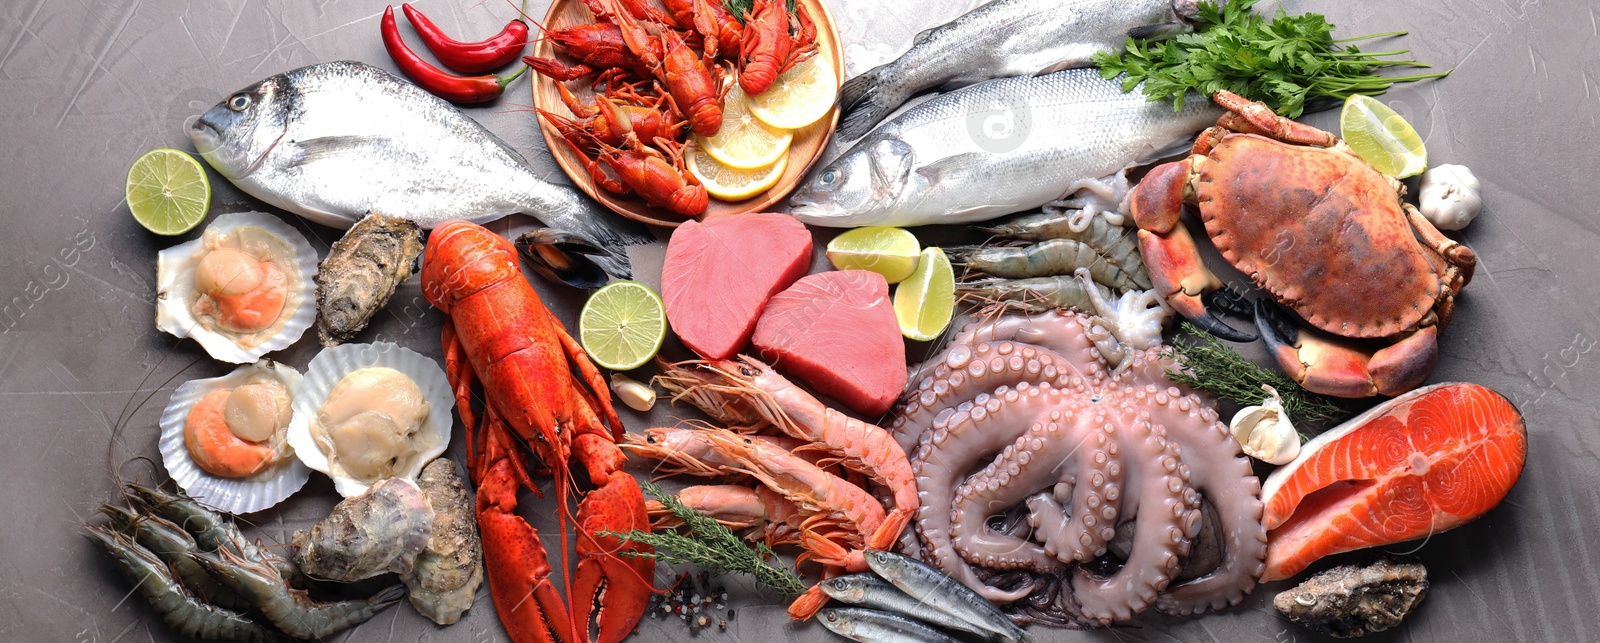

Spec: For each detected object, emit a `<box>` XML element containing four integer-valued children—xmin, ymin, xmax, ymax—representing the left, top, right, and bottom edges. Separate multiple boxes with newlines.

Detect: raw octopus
<box><xmin>890</xmin><ymin>310</ymin><xmax>1266</xmax><ymax>626</ymax></box>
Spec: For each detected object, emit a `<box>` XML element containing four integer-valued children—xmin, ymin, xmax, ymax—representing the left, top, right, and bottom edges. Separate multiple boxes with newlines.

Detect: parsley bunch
<box><xmin>1093</xmin><ymin>0</ymin><xmax>1449</xmax><ymax>117</ymax></box>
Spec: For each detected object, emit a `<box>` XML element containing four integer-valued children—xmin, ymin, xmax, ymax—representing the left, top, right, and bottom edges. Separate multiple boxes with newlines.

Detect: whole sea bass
<box><xmin>789</xmin><ymin>69</ymin><xmax>1222</xmax><ymax>228</ymax></box>
<box><xmin>188</xmin><ymin>61</ymin><xmax>649</xmax><ymax>277</ymax></box>
<box><xmin>836</xmin><ymin>0</ymin><xmax>1200</xmax><ymax>140</ymax></box>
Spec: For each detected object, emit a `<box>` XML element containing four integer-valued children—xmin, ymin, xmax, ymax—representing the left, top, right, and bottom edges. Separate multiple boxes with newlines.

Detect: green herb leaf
<box><xmin>1094</xmin><ymin>0</ymin><xmax>1449</xmax><ymax>117</ymax></box>
<box><xmin>604</xmin><ymin>482</ymin><xmax>809</xmax><ymax>599</ymax></box>
<box><xmin>1161</xmin><ymin>322</ymin><xmax>1349</xmax><ymax>427</ymax></box>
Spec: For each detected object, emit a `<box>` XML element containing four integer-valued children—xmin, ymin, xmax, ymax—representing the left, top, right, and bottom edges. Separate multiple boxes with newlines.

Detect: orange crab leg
<box><xmin>1256</xmin><ymin>299</ymin><xmax>1439</xmax><ymax>398</ymax></box>
<box><xmin>1133</xmin><ymin>162</ymin><xmax>1256</xmax><ymax>343</ymax></box>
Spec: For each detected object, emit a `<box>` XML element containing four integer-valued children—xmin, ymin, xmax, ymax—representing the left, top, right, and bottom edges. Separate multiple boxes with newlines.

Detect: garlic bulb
<box><xmin>1229</xmin><ymin>385</ymin><xmax>1300</xmax><ymax>465</ymax></box>
<box><xmin>1418</xmin><ymin>164</ymin><xmax>1482</xmax><ymax>231</ymax></box>
<box><xmin>611</xmin><ymin>374</ymin><xmax>656</xmax><ymax>412</ymax></box>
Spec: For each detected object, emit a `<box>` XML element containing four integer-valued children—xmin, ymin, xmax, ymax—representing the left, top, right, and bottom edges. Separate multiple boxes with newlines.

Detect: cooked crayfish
<box><xmin>737</xmin><ymin>0</ymin><xmax>818</xmax><ymax>96</ymax></box>
<box><xmin>606</xmin><ymin>0</ymin><xmax>725</xmax><ymax>137</ymax></box>
<box><xmin>545</xmin><ymin>115</ymin><xmax>709</xmax><ymax>217</ymax></box>
<box><xmin>420</xmin><ymin>221</ymin><xmax>652</xmax><ymax>643</ymax></box>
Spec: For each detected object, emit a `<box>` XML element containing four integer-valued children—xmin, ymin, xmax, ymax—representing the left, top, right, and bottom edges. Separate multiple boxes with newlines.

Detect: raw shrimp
<box><xmin>650</xmin><ymin>484</ymin><xmax>805</xmax><ymax>547</ymax></box>
<box><xmin>84</xmin><ymin>526</ymin><xmax>287</xmax><ymax>643</ymax></box>
<box><xmin>949</xmin><ymin>238</ymin><xmax>1142</xmax><ymax>291</ymax></box>
<box><xmin>99</xmin><ymin>504</ymin><xmax>251</xmax><ymax>612</ymax></box>
<box><xmin>126</xmin><ymin>483</ymin><xmax>304</xmax><ymax>585</ymax></box>
<box><xmin>191</xmin><ymin>547</ymin><xmax>405</xmax><ymax>640</ymax></box>
<box><xmin>958</xmin><ymin>274</ymin><xmax>1112</xmax><ymax>313</ymax></box>
<box><xmin>979</xmin><ymin>207</ymin><xmax>1152</xmax><ymax>289</ymax></box>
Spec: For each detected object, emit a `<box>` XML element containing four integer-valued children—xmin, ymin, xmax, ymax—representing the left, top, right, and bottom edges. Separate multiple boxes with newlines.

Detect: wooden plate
<box><xmin>530</xmin><ymin>0</ymin><xmax>845</xmax><ymax>227</ymax></box>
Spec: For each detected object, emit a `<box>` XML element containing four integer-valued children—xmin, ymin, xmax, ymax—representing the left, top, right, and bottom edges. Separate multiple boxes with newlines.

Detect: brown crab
<box><xmin>1130</xmin><ymin>91</ymin><xmax>1477</xmax><ymax>398</ymax></box>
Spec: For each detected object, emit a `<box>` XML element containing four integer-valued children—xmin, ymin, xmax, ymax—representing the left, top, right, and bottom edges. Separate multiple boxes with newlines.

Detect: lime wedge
<box><xmin>827</xmin><ymin>227</ymin><xmax>921</xmax><ymax>284</ymax></box>
<box><xmin>893</xmin><ymin>247</ymin><xmax>955</xmax><ymax>342</ymax></box>
<box><xmin>1340</xmin><ymin>94</ymin><xmax>1427</xmax><ymax>179</ymax></box>
<box><xmin>749</xmin><ymin>53</ymin><xmax>838</xmax><ymax>130</ymax></box>
<box><xmin>127</xmin><ymin>148</ymin><xmax>211</xmax><ymax>235</ymax></box>
<box><xmin>579</xmin><ymin>280</ymin><xmax>668</xmax><ymax>371</ymax></box>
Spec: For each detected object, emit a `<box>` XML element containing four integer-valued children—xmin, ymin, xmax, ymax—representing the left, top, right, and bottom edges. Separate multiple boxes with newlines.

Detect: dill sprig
<box><xmin>1162</xmin><ymin>323</ymin><xmax>1348</xmax><ymax>425</ymax></box>
<box><xmin>1093</xmin><ymin>0</ymin><xmax>1450</xmax><ymax>117</ymax></box>
<box><xmin>603</xmin><ymin>482</ymin><xmax>808</xmax><ymax>599</ymax></box>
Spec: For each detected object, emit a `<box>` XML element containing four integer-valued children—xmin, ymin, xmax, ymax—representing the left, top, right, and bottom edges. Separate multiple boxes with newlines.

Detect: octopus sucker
<box><xmin>895</xmin><ymin>311</ymin><xmax>1264</xmax><ymax>627</ymax></box>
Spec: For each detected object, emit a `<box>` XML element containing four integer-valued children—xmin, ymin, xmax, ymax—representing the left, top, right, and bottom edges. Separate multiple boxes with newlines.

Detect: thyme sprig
<box><xmin>1093</xmin><ymin>0</ymin><xmax>1449</xmax><ymax>117</ymax></box>
<box><xmin>1162</xmin><ymin>322</ymin><xmax>1348</xmax><ymax>426</ymax></box>
<box><xmin>603</xmin><ymin>482</ymin><xmax>808</xmax><ymax>599</ymax></box>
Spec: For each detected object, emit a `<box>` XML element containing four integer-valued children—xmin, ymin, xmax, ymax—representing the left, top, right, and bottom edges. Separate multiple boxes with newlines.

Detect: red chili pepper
<box><xmin>382</xmin><ymin>6</ymin><xmax>527</xmax><ymax>104</ymax></box>
<box><xmin>402</xmin><ymin>1</ymin><xmax>530</xmax><ymax>74</ymax></box>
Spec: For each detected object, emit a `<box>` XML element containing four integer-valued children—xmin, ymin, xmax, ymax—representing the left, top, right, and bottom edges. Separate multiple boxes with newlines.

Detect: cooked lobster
<box><xmin>421</xmin><ymin>222</ymin><xmax>652</xmax><ymax>643</ymax></box>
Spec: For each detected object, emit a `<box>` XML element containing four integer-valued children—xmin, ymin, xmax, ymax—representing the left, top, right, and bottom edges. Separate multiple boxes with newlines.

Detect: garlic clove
<box><xmin>1417</xmin><ymin>164</ymin><xmax>1482</xmax><ymax>231</ymax></box>
<box><xmin>611</xmin><ymin>374</ymin><xmax>657</xmax><ymax>412</ymax></box>
<box><xmin>1228</xmin><ymin>386</ymin><xmax>1301</xmax><ymax>465</ymax></box>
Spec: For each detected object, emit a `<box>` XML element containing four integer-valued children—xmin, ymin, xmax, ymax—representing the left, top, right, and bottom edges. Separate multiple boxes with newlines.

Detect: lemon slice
<box><xmin>749</xmin><ymin>53</ymin><xmax>838</xmax><ymax>130</ymax></box>
<box><xmin>1340</xmin><ymin>94</ymin><xmax>1427</xmax><ymax>179</ymax></box>
<box><xmin>687</xmin><ymin>146</ymin><xmax>788</xmax><ymax>201</ymax></box>
<box><xmin>579</xmin><ymin>280</ymin><xmax>668</xmax><ymax>371</ymax></box>
<box><xmin>698</xmin><ymin>85</ymin><xmax>793</xmax><ymax>169</ymax></box>
<box><xmin>127</xmin><ymin>149</ymin><xmax>211</xmax><ymax>235</ymax></box>
<box><xmin>894</xmin><ymin>247</ymin><xmax>955</xmax><ymax>342</ymax></box>
<box><xmin>826</xmin><ymin>227</ymin><xmax>921</xmax><ymax>284</ymax></box>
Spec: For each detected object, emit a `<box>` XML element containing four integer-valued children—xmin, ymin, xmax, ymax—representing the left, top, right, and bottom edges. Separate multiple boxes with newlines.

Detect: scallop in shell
<box><xmin>287</xmin><ymin>342</ymin><xmax>454</xmax><ymax>497</ymax></box>
<box><xmin>158</xmin><ymin>360</ymin><xmax>310</xmax><ymax>514</ymax></box>
<box><xmin>291</xmin><ymin>477</ymin><xmax>434</xmax><ymax>582</ymax></box>
<box><xmin>156</xmin><ymin>211</ymin><xmax>318</xmax><ymax>364</ymax></box>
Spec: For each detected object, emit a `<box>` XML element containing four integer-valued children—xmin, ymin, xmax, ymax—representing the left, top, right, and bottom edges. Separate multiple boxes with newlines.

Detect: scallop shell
<box><xmin>287</xmin><ymin>342</ymin><xmax>455</xmax><ymax>497</ymax></box>
<box><xmin>156</xmin><ymin>211</ymin><xmax>319</xmax><ymax>364</ymax></box>
<box><xmin>158</xmin><ymin>360</ymin><xmax>311</xmax><ymax>514</ymax></box>
<box><xmin>291</xmin><ymin>477</ymin><xmax>435</xmax><ymax>582</ymax></box>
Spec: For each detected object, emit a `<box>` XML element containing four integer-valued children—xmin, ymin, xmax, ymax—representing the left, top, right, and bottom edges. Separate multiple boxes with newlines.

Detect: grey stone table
<box><xmin>2</xmin><ymin>1</ymin><xmax>1595</xmax><ymax>641</ymax></box>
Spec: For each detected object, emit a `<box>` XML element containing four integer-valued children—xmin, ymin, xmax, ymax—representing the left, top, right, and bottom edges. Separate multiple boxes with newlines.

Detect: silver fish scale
<box><xmin>794</xmin><ymin>69</ymin><xmax>1223</xmax><ymax>228</ymax></box>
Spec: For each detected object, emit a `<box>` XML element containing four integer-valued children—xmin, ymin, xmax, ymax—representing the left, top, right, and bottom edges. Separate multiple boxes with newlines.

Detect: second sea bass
<box><xmin>837</xmin><ymin>0</ymin><xmax>1199</xmax><ymax>139</ymax></box>
<box><xmin>790</xmin><ymin>69</ymin><xmax>1221</xmax><ymax>228</ymax></box>
<box><xmin>188</xmin><ymin>61</ymin><xmax>649</xmax><ymax>278</ymax></box>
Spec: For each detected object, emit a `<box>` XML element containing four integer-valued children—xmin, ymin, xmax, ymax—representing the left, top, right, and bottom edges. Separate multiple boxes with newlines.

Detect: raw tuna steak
<box><xmin>752</xmin><ymin>270</ymin><xmax>906</xmax><ymax>416</ymax></box>
<box><xmin>1260</xmin><ymin>382</ymin><xmax>1526</xmax><ymax>581</ymax></box>
<box><xmin>662</xmin><ymin>214</ymin><xmax>813</xmax><ymax>360</ymax></box>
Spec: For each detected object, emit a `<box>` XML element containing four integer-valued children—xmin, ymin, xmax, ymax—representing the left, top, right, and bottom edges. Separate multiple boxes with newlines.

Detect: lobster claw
<box><xmin>515</xmin><ymin>228</ymin><xmax>614</xmax><ymax>289</ymax></box>
<box><xmin>476</xmin><ymin>453</ymin><xmax>581</xmax><ymax>643</ymax></box>
<box><xmin>572</xmin><ymin>466</ymin><xmax>654</xmax><ymax>643</ymax></box>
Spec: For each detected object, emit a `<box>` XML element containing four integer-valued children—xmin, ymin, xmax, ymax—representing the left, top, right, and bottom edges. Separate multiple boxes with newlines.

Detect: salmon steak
<box><xmin>1260</xmin><ymin>382</ymin><xmax>1526</xmax><ymax>582</ymax></box>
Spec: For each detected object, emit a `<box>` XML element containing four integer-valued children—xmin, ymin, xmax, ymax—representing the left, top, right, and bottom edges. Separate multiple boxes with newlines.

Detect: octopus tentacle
<box><xmin>908</xmin><ymin>311</ymin><xmax>1107</xmax><ymax>384</ymax></box>
<box><xmin>1145</xmin><ymin>389</ymin><xmax>1268</xmax><ymax>616</ymax></box>
<box><xmin>892</xmin><ymin>341</ymin><xmax>1087</xmax><ymax>452</ymax></box>
<box><xmin>951</xmin><ymin>417</ymin><xmax>1121</xmax><ymax>570</ymax></box>
<box><xmin>913</xmin><ymin>383</ymin><xmax>1081</xmax><ymax>602</ymax></box>
<box><xmin>1071</xmin><ymin>417</ymin><xmax>1201</xmax><ymax>625</ymax></box>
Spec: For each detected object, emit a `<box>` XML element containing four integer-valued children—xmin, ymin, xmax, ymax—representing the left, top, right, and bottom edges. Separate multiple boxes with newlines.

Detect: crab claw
<box><xmin>1256</xmin><ymin>299</ymin><xmax>1437</xmax><ymax>398</ymax></box>
<box><xmin>1132</xmin><ymin>161</ymin><xmax>1256</xmax><ymax>343</ymax></box>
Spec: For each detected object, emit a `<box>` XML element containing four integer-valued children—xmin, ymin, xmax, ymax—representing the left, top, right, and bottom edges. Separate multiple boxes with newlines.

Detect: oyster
<box><xmin>157</xmin><ymin>360</ymin><xmax>310</xmax><ymax>514</ymax></box>
<box><xmin>156</xmin><ymin>211</ymin><xmax>318</xmax><ymax>363</ymax></box>
<box><xmin>315</xmin><ymin>214</ymin><xmax>424</xmax><ymax>346</ymax></box>
<box><xmin>1273</xmin><ymin>558</ymin><xmax>1429</xmax><ymax>638</ymax></box>
<box><xmin>287</xmin><ymin>342</ymin><xmax>454</xmax><ymax>497</ymax></box>
<box><xmin>291</xmin><ymin>477</ymin><xmax>434</xmax><ymax>582</ymax></box>
<box><xmin>403</xmin><ymin>459</ymin><xmax>484</xmax><ymax>624</ymax></box>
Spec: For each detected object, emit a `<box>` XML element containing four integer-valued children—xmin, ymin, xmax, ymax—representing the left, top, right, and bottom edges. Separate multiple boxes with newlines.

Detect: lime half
<box><xmin>893</xmin><ymin>247</ymin><xmax>955</xmax><ymax>342</ymax></box>
<box><xmin>827</xmin><ymin>226</ymin><xmax>921</xmax><ymax>284</ymax></box>
<box><xmin>1340</xmin><ymin>94</ymin><xmax>1427</xmax><ymax>179</ymax></box>
<box><xmin>127</xmin><ymin>148</ymin><xmax>210</xmax><ymax>235</ymax></box>
<box><xmin>579</xmin><ymin>280</ymin><xmax>668</xmax><ymax>371</ymax></box>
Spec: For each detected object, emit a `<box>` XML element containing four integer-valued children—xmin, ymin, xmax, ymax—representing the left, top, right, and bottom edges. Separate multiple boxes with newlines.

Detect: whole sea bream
<box><xmin>837</xmin><ymin>0</ymin><xmax>1199</xmax><ymax>139</ymax></box>
<box><xmin>188</xmin><ymin>61</ymin><xmax>649</xmax><ymax>277</ymax></box>
<box><xmin>790</xmin><ymin>69</ymin><xmax>1222</xmax><ymax>228</ymax></box>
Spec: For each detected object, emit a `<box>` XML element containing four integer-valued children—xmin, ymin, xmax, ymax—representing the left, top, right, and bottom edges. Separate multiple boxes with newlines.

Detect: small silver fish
<box><xmin>820</xmin><ymin>573</ymin><xmax>999</xmax><ymax>641</ymax></box>
<box><xmin>862</xmin><ymin>550</ymin><xmax>1030</xmax><ymax>643</ymax></box>
<box><xmin>188</xmin><ymin>61</ymin><xmax>650</xmax><ymax>278</ymax></box>
<box><xmin>791</xmin><ymin>69</ymin><xmax>1221</xmax><ymax>228</ymax></box>
<box><xmin>314</xmin><ymin>213</ymin><xmax>424</xmax><ymax>346</ymax></box>
<box><xmin>818</xmin><ymin>607</ymin><xmax>962</xmax><ymax>643</ymax></box>
<box><xmin>838</xmin><ymin>0</ymin><xmax>1198</xmax><ymax>139</ymax></box>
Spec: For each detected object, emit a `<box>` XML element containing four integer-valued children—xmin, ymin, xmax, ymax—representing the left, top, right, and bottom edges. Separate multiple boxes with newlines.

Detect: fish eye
<box><xmin>228</xmin><ymin>93</ymin><xmax>251</xmax><ymax>112</ymax></box>
<box><xmin>820</xmin><ymin>169</ymin><xmax>837</xmax><ymax>184</ymax></box>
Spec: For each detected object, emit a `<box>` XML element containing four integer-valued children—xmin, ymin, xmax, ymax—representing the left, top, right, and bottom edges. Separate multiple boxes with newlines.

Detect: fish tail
<box><xmin>837</xmin><ymin>67</ymin><xmax>900</xmax><ymax>140</ymax></box>
<box><xmin>522</xmin><ymin>183</ymin><xmax>655</xmax><ymax>281</ymax></box>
